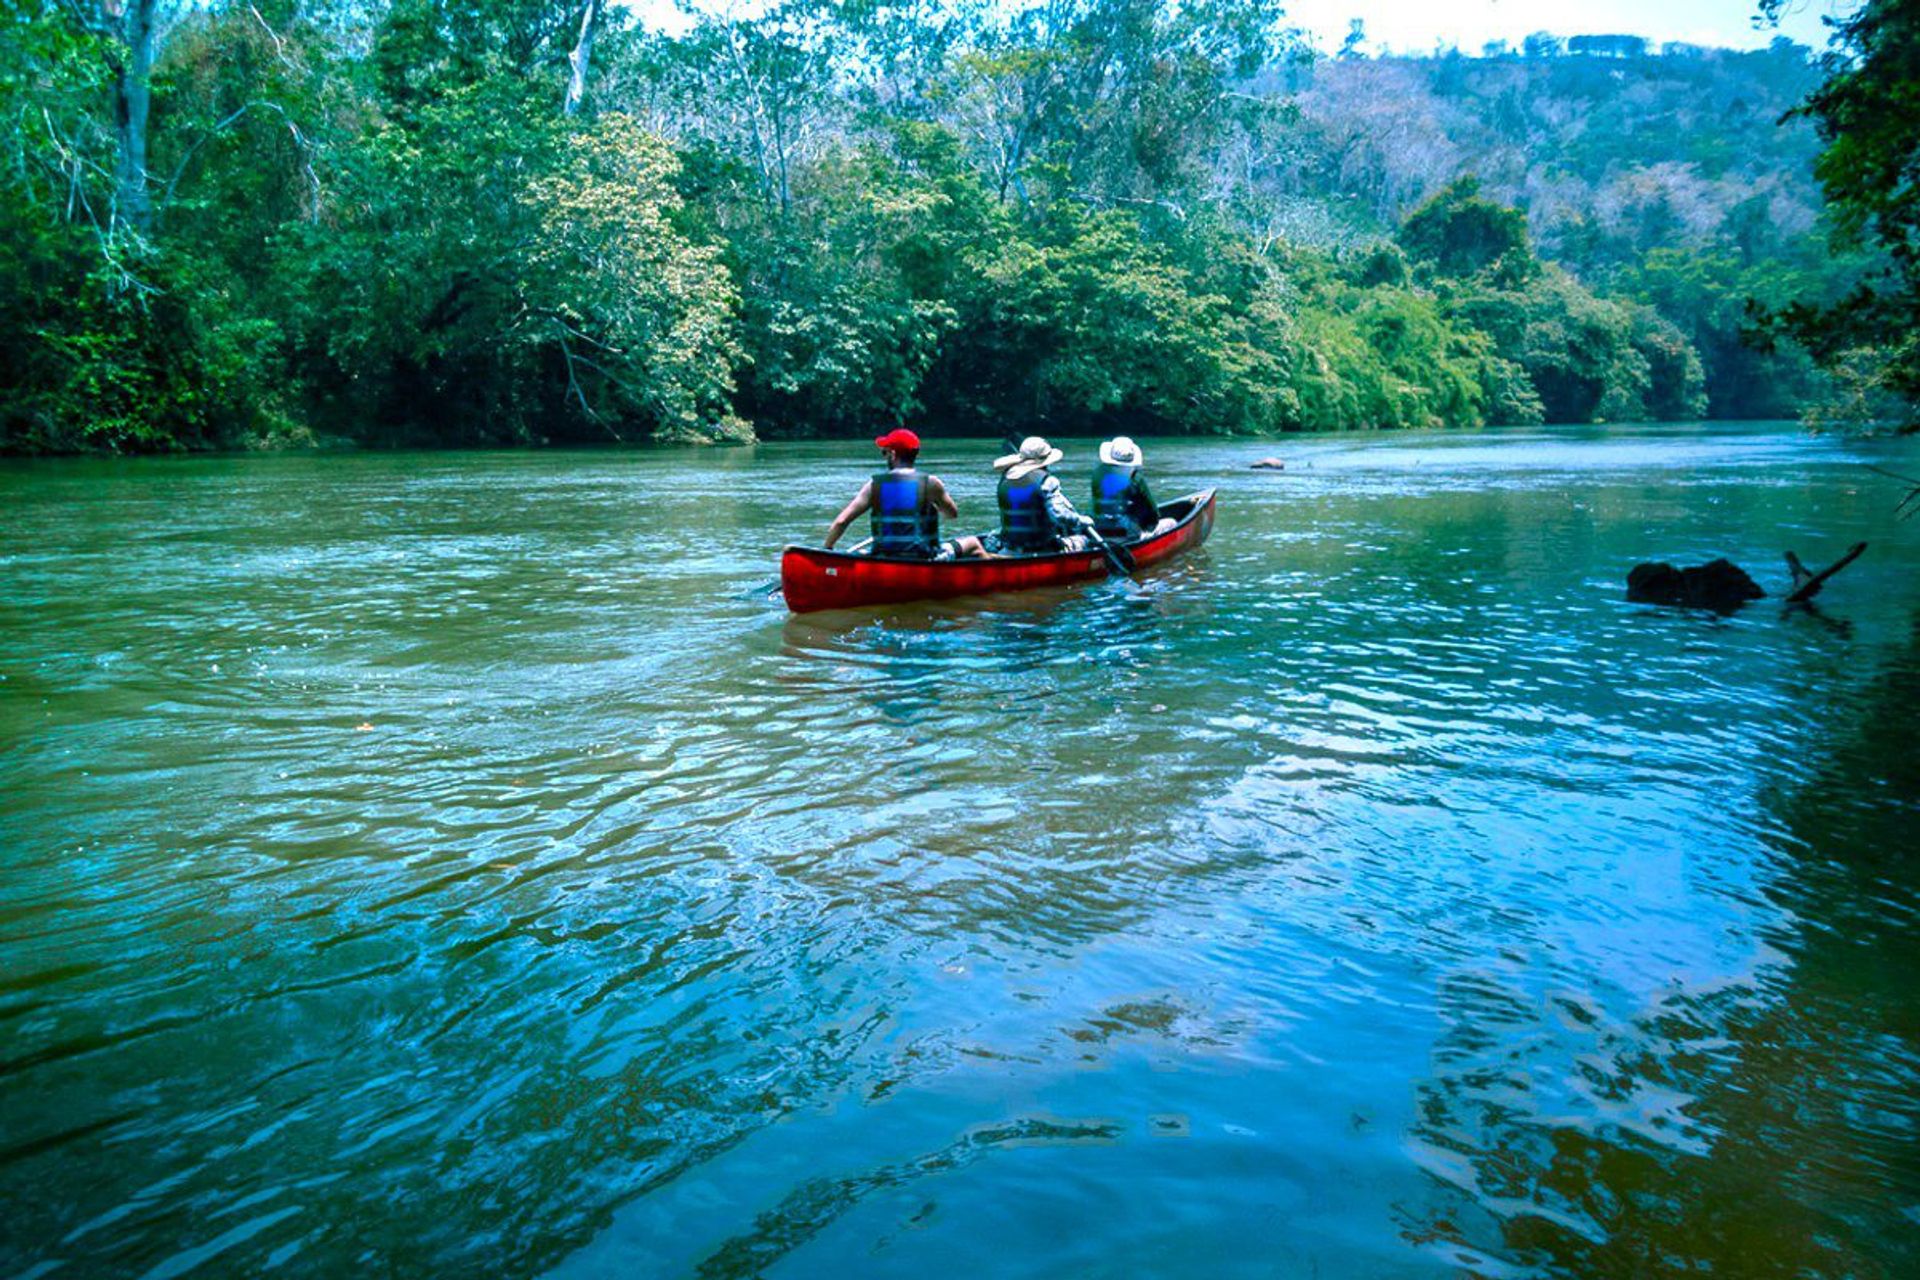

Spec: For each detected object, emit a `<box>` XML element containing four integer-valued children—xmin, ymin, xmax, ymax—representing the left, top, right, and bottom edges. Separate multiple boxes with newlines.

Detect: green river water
<box><xmin>2</xmin><ymin>424</ymin><xmax>1917</xmax><ymax>1278</ymax></box>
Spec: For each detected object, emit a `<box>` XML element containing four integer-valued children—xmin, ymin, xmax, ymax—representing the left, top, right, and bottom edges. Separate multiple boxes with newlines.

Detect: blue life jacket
<box><xmin>998</xmin><ymin>472</ymin><xmax>1054</xmax><ymax>552</ymax></box>
<box><xmin>869</xmin><ymin>469</ymin><xmax>939</xmax><ymax>557</ymax></box>
<box><xmin>1092</xmin><ymin>463</ymin><xmax>1144</xmax><ymax>539</ymax></box>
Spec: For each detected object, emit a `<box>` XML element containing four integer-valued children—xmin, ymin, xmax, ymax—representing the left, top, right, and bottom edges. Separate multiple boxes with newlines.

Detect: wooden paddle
<box><xmin>1084</xmin><ymin>525</ymin><xmax>1137</xmax><ymax>581</ymax></box>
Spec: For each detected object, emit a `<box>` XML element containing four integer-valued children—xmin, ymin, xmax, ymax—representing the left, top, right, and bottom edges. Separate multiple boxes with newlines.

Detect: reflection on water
<box><xmin>1407</xmin><ymin>617</ymin><xmax>1920</xmax><ymax>1278</ymax></box>
<box><xmin>1</xmin><ymin>427</ymin><xmax>1917</xmax><ymax>1278</ymax></box>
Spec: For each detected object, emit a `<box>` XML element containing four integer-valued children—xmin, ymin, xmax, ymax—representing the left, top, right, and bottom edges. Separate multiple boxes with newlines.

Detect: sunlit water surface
<box><xmin>3</xmin><ymin>425</ymin><xmax>1917</xmax><ymax>1278</ymax></box>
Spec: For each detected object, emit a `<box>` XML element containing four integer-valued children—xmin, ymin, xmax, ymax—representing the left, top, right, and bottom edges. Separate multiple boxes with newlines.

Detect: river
<box><xmin>2</xmin><ymin>424</ymin><xmax>1916</xmax><ymax>1278</ymax></box>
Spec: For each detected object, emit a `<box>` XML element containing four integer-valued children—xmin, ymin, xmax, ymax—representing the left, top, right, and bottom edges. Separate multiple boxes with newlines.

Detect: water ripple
<box><xmin>2</xmin><ymin>430</ymin><xmax>1917</xmax><ymax>1278</ymax></box>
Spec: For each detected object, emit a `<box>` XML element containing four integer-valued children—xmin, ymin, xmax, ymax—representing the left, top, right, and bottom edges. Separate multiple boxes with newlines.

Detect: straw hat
<box><xmin>1098</xmin><ymin>436</ymin><xmax>1143</xmax><ymax>467</ymax></box>
<box><xmin>993</xmin><ymin>435</ymin><xmax>1064</xmax><ymax>481</ymax></box>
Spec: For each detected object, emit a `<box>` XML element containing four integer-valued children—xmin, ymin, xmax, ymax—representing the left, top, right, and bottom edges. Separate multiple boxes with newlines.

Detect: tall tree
<box><xmin>563</xmin><ymin>0</ymin><xmax>600</xmax><ymax>115</ymax></box>
<box><xmin>1760</xmin><ymin>0</ymin><xmax>1920</xmax><ymax>427</ymax></box>
<box><xmin>950</xmin><ymin>0</ymin><xmax>1284</xmax><ymax>209</ymax></box>
<box><xmin>104</xmin><ymin>0</ymin><xmax>160</xmax><ymax>233</ymax></box>
<box><xmin>664</xmin><ymin>0</ymin><xmax>839</xmax><ymax>216</ymax></box>
<box><xmin>1399</xmin><ymin>176</ymin><xmax>1532</xmax><ymax>278</ymax></box>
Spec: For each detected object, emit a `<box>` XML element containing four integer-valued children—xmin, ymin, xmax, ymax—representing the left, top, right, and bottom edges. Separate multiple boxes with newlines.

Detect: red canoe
<box><xmin>781</xmin><ymin>488</ymin><xmax>1217</xmax><ymax>613</ymax></box>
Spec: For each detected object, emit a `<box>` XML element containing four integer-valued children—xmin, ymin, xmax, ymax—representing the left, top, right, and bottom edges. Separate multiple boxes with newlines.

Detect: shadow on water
<box><xmin>775</xmin><ymin>559</ymin><xmax>1207</xmax><ymax>726</ymax></box>
<box><xmin>778</xmin><ymin>585</ymin><xmax>1093</xmax><ymax>642</ymax></box>
<box><xmin>776</xmin><ymin>548</ymin><xmax>1213</xmax><ymax>644</ymax></box>
<box><xmin>1400</xmin><ymin>610</ymin><xmax>1920</xmax><ymax>1279</ymax></box>
<box><xmin>690</xmin><ymin>1116</ymin><xmax>1122</xmax><ymax>1280</ymax></box>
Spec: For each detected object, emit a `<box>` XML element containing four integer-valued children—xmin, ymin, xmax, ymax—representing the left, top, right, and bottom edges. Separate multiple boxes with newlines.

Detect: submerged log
<box><xmin>1628</xmin><ymin>542</ymin><xmax>1867</xmax><ymax>613</ymax></box>
<box><xmin>1785</xmin><ymin>542</ymin><xmax>1867</xmax><ymax>603</ymax></box>
<box><xmin>1626</xmin><ymin>559</ymin><xmax>1765</xmax><ymax>612</ymax></box>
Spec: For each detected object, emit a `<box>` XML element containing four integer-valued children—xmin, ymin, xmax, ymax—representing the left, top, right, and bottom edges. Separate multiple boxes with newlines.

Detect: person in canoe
<box><xmin>947</xmin><ymin>435</ymin><xmax>1095</xmax><ymax>559</ymax></box>
<box><xmin>1091</xmin><ymin>436</ymin><xmax>1176</xmax><ymax>542</ymax></box>
<box><xmin>822</xmin><ymin>429</ymin><xmax>962</xmax><ymax>559</ymax></box>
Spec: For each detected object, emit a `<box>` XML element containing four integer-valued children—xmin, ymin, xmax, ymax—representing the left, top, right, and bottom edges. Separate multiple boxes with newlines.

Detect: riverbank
<box><xmin>8</xmin><ymin>406</ymin><xmax>1884</xmax><ymax>462</ymax></box>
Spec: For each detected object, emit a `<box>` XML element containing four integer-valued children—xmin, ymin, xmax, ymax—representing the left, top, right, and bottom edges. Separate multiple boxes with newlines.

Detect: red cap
<box><xmin>874</xmin><ymin>429</ymin><xmax>921</xmax><ymax>452</ymax></box>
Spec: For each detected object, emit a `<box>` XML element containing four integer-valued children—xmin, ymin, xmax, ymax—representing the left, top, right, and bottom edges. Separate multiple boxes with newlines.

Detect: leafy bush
<box><xmin>277</xmin><ymin>89</ymin><xmax>745</xmax><ymax>445</ymax></box>
<box><xmin>1399</xmin><ymin>182</ymin><xmax>1706</xmax><ymax>423</ymax></box>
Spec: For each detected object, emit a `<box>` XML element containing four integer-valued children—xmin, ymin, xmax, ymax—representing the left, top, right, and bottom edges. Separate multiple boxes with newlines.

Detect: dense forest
<box><xmin>0</xmin><ymin>0</ymin><xmax>1903</xmax><ymax>453</ymax></box>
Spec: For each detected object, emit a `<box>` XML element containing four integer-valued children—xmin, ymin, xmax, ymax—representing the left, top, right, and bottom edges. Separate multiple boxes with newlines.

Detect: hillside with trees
<box><xmin>1267</xmin><ymin>34</ymin><xmax>1866</xmax><ymax>420</ymax></box>
<box><xmin>0</xmin><ymin>0</ymin><xmax>1884</xmax><ymax>453</ymax></box>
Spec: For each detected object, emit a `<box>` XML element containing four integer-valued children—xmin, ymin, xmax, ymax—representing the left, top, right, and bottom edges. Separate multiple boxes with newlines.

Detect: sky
<box><xmin>1281</xmin><ymin>0</ymin><xmax>1848</xmax><ymax>55</ymax></box>
<box><xmin>627</xmin><ymin>0</ymin><xmax>1853</xmax><ymax>54</ymax></box>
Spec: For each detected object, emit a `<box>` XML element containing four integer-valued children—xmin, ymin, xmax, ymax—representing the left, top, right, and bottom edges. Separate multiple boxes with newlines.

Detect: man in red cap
<box><xmin>822</xmin><ymin>429</ymin><xmax>963</xmax><ymax>559</ymax></box>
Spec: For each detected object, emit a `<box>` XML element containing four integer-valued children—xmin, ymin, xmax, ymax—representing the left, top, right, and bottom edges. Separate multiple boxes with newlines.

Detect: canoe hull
<box><xmin>781</xmin><ymin>488</ymin><xmax>1216</xmax><ymax>613</ymax></box>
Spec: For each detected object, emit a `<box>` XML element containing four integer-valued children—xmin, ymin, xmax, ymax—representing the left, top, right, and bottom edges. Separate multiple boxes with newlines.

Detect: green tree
<box><xmin>279</xmin><ymin>87</ymin><xmax>744</xmax><ymax>444</ymax></box>
<box><xmin>1285</xmin><ymin>277</ymin><xmax>1505</xmax><ymax>431</ymax></box>
<box><xmin>1400</xmin><ymin>184</ymin><xmax>1706</xmax><ymax>422</ymax></box>
<box><xmin>726</xmin><ymin>136</ymin><xmax>959</xmax><ymax>435</ymax></box>
<box><xmin>530</xmin><ymin>114</ymin><xmax>748</xmax><ymax>441</ymax></box>
<box><xmin>948</xmin><ymin>0</ymin><xmax>1286</xmax><ymax>209</ymax></box>
<box><xmin>1399</xmin><ymin>177</ymin><xmax>1533</xmax><ymax>280</ymax></box>
<box><xmin>1615</xmin><ymin>247</ymin><xmax>1832</xmax><ymax>419</ymax></box>
<box><xmin>0</xmin><ymin>0</ymin><xmax>299</xmax><ymax>452</ymax></box>
<box><xmin>1759</xmin><ymin>0</ymin><xmax>1920</xmax><ymax>428</ymax></box>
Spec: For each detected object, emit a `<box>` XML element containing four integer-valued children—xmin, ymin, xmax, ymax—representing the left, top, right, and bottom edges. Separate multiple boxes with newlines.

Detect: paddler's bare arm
<box><xmin>928</xmin><ymin>475</ymin><xmax>960</xmax><ymax>518</ymax></box>
<box><xmin>823</xmin><ymin>482</ymin><xmax>873</xmax><ymax>550</ymax></box>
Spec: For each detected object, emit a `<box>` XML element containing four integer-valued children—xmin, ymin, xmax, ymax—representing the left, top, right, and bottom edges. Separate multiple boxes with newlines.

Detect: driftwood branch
<box><xmin>1866</xmin><ymin>465</ymin><xmax>1920</xmax><ymax>519</ymax></box>
<box><xmin>1784</xmin><ymin>542</ymin><xmax>1867</xmax><ymax>604</ymax></box>
<box><xmin>549</xmin><ymin>317</ymin><xmax>628</xmax><ymax>444</ymax></box>
<box><xmin>246</xmin><ymin>6</ymin><xmax>300</xmax><ymax>74</ymax></box>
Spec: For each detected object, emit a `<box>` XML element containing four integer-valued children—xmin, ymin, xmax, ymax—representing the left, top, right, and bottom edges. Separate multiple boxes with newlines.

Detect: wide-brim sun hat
<box><xmin>993</xmin><ymin>435</ymin><xmax>1064</xmax><ymax>481</ymax></box>
<box><xmin>1099</xmin><ymin>436</ymin><xmax>1142</xmax><ymax>467</ymax></box>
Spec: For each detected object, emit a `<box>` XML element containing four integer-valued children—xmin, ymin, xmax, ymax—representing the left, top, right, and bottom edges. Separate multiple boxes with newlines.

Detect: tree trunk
<box><xmin>112</xmin><ymin>0</ymin><xmax>157</xmax><ymax>233</ymax></box>
<box><xmin>563</xmin><ymin>0</ymin><xmax>601</xmax><ymax>117</ymax></box>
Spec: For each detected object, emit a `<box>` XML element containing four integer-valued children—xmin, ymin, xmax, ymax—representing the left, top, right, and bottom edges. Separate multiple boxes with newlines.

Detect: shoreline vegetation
<box><xmin>0</xmin><ymin>2</ymin><xmax>1906</xmax><ymax>457</ymax></box>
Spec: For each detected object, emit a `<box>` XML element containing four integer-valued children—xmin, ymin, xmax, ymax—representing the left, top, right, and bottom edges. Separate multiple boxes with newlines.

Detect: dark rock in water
<box><xmin>1626</xmin><ymin>559</ymin><xmax>1766</xmax><ymax>612</ymax></box>
<box><xmin>1251</xmin><ymin>457</ymin><xmax>1286</xmax><ymax>471</ymax></box>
